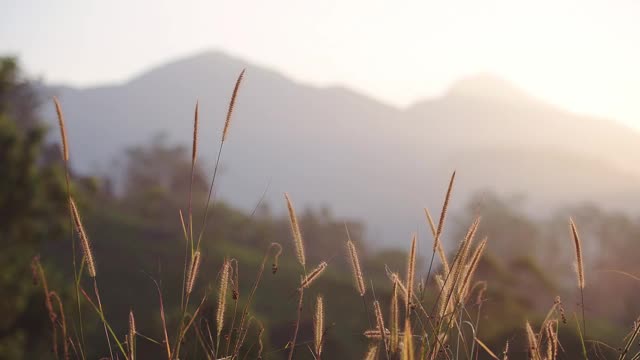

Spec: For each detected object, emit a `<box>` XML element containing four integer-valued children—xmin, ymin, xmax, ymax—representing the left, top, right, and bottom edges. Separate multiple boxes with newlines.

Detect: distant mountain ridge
<box><xmin>41</xmin><ymin>50</ymin><xmax>640</xmax><ymax>246</ymax></box>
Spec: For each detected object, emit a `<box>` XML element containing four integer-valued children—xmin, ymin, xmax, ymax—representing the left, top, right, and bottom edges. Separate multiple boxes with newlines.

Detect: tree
<box><xmin>0</xmin><ymin>57</ymin><xmax>68</xmax><ymax>359</ymax></box>
<box><xmin>120</xmin><ymin>134</ymin><xmax>209</xmax><ymax>221</ymax></box>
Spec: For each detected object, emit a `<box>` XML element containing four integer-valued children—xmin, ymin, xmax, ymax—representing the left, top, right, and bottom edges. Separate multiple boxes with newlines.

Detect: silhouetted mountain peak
<box><xmin>126</xmin><ymin>49</ymin><xmax>288</xmax><ymax>88</ymax></box>
<box><xmin>446</xmin><ymin>73</ymin><xmax>535</xmax><ymax>104</ymax></box>
<box><xmin>43</xmin><ymin>53</ymin><xmax>640</xmax><ymax>247</ymax></box>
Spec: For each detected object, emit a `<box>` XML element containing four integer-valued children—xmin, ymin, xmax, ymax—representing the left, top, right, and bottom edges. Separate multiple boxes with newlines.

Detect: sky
<box><xmin>1</xmin><ymin>0</ymin><xmax>640</xmax><ymax>128</ymax></box>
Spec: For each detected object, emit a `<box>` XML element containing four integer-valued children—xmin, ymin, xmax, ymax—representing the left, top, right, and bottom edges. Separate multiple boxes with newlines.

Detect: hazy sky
<box><xmin>2</xmin><ymin>0</ymin><xmax>640</xmax><ymax>128</ymax></box>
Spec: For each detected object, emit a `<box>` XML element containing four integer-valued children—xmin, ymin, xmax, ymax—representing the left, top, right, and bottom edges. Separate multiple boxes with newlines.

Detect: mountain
<box><xmin>41</xmin><ymin>50</ymin><xmax>640</xmax><ymax>246</ymax></box>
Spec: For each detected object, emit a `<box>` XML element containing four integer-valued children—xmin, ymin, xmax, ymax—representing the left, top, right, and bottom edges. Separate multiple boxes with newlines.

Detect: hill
<box><xmin>42</xmin><ymin>50</ymin><xmax>640</xmax><ymax>246</ymax></box>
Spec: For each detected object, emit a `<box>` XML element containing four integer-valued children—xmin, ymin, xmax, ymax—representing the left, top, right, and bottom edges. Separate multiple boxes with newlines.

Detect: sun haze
<box><xmin>1</xmin><ymin>0</ymin><xmax>640</xmax><ymax>128</ymax></box>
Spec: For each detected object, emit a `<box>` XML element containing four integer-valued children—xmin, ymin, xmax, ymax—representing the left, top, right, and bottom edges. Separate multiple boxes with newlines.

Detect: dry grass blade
<box><xmin>288</xmin><ymin>289</ymin><xmax>305</xmax><ymax>360</ymax></box>
<box><xmin>31</xmin><ymin>257</ymin><xmax>60</xmax><ymax>357</ymax></box>
<box><xmin>619</xmin><ymin>317</ymin><xmax>640</xmax><ymax>360</ymax></box>
<box><xmin>178</xmin><ymin>209</ymin><xmax>188</xmax><ymax>242</ymax></box>
<box><xmin>475</xmin><ymin>337</ymin><xmax>500</xmax><ymax>360</ymax></box>
<box><xmin>149</xmin><ymin>277</ymin><xmax>171</xmax><ymax>358</ymax></box>
<box><xmin>364</xmin><ymin>345</ymin><xmax>378</xmax><ymax>360</ymax></box>
<box><xmin>424</xmin><ymin>208</ymin><xmax>437</xmax><ymax>240</ymax></box>
<box><xmin>232</xmin><ymin>243</ymin><xmax>282</xmax><ymax>358</ymax></box>
<box><xmin>69</xmin><ymin>198</ymin><xmax>96</xmax><ymax>278</ymax></box>
<box><xmin>402</xmin><ymin>319</ymin><xmax>414</xmax><ymax>360</ymax></box>
<box><xmin>222</xmin><ymin>69</ymin><xmax>245</xmax><ymax>143</ymax></box>
<box><xmin>174</xmin><ymin>295</ymin><xmax>207</xmax><ymax>356</ymax></box>
<box><xmin>284</xmin><ymin>193</ymin><xmax>306</xmax><ymax>267</ymax></box>
<box><xmin>49</xmin><ymin>292</ymin><xmax>69</xmax><ymax>360</ymax></box>
<box><xmin>78</xmin><ymin>287</ymin><xmax>121</xmax><ymax>359</ymax></box>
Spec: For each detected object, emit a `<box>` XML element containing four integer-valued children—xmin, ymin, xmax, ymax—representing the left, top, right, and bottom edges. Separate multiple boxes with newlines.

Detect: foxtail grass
<box><xmin>178</xmin><ymin>100</ymin><xmax>201</xmax><ymax>330</ymax></box>
<box><xmin>53</xmin><ymin>97</ymin><xmax>69</xmax><ymax>162</ymax></box>
<box><xmin>364</xmin><ymin>329</ymin><xmax>391</xmax><ymax>339</ymax></box>
<box><xmin>569</xmin><ymin>218</ymin><xmax>587</xmax><ymax>341</ymax></box>
<box><xmin>69</xmin><ymin>199</ymin><xmax>96</xmax><ymax>279</ymax></box>
<box><xmin>406</xmin><ymin>234</ymin><xmax>417</xmax><ymax>317</ymax></box>
<box><xmin>187</xmin><ymin>100</ymin><xmax>199</xmax><ymax>249</ymax></box>
<box><xmin>289</xmin><ymin>259</ymin><xmax>328</xmax><ymax>360</ymax></box>
<box><xmin>545</xmin><ymin>321</ymin><xmax>558</xmax><ymax>360</ymax></box>
<box><xmin>232</xmin><ymin>243</ymin><xmax>282</xmax><ymax>358</ymax></box>
<box><xmin>129</xmin><ymin>310</ymin><xmax>136</xmax><ymax>360</ymax></box>
<box><xmin>390</xmin><ymin>280</ymin><xmax>400</xmax><ymax>354</ymax></box>
<box><xmin>314</xmin><ymin>295</ymin><xmax>325</xmax><ymax>358</ymax></box>
<box><xmin>224</xmin><ymin>258</ymin><xmax>240</xmax><ymax>356</ymax></box>
<box><xmin>373</xmin><ymin>299</ymin><xmax>389</xmax><ymax>357</ymax></box>
<box><xmin>197</xmin><ymin>69</ymin><xmax>246</xmax><ymax>249</ymax></box>
<box><xmin>346</xmin><ymin>224</ymin><xmax>372</xmax><ymax>329</ymax></box>
<box><xmin>347</xmin><ymin>238</ymin><xmax>366</xmax><ymax>297</ymax></box>
<box><xmin>300</xmin><ymin>261</ymin><xmax>327</xmax><ymax>289</ymax></box>
<box><xmin>222</xmin><ymin>69</ymin><xmax>245</xmax><ymax>143</ymax></box>
<box><xmin>569</xmin><ymin>218</ymin><xmax>585</xmax><ymax>289</ymax></box>
<box><xmin>186</xmin><ymin>251</ymin><xmax>201</xmax><ymax>296</ymax></box>
<box><xmin>421</xmin><ymin>171</ymin><xmax>456</xmax><ymax>307</ymax></box>
<box><xmin>285</xmin><ymin>193</ymin><xmax>306</xmax><ymax>268</ymax></box>
<box><xmin>31</xmin><ymin>257</ymin><xmax>67</xmax><ymax>359</ymax></box>
<box><xmin>435</xmin><ymin>171</ymin><xmax>456</xmax><ymax>275</ymax></box>
<box><xmin>69</xmin><ymin>198</ymin><xmax>113</xmax><ymax>357</ymax></box>
<box><xmin>37</xmin><ymin>76</ymin><xmax>623</xmax><ymax>360</ymax></box>
<box><xmin>525</xmin><ymin>321</ymin><xmax>539</xmax><ymax>360</ymax></box>
<box><xmin>215</xmin><ymin>259</ymin><xmax>230</xmax><ymax>358</ymax></box>
<box><xmin>403</xmin><ymin>318</ymin><xmax>415</xmax><ymax>360</ymax></box>
<box><xmin>53</xmin><ymin>97</ymin><xmax>85</xmax><ymax>356</ymax></box>
<box><xmin>217</xmin><ymin>259</ymin><xmax>230</xmax><ymax>338</ymax></box>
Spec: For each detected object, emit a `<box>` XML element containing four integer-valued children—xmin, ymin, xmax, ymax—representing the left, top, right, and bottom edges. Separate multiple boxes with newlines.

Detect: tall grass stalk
<box><xmin>570</xmin><ymin>218</ymin><xmax>587</xmax><ymax>341</ymax></box>
<box><xmin>346</xmin><ymin>224</ymin><xmax>372</xmax><ymax>328</ymax></box>
<box><xmin>232</xmin><ymin>243</ymin><xmax>281</xmax><ymax>358</ymax></box>
<box><xmin>53</xmin><ymin>97</ymin><xmax>86</xmax><ymax>356</ymax></box>
<box><xmin>197</xmin><ymin>69</ymin><xmax>246</xmax><ymax>250</ymax></box>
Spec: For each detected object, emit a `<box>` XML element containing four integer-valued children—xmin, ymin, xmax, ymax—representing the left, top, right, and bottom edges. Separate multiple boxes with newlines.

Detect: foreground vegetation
<box><xmin>2</xmin><ymin>57</ymin><xmax>640</xmax><ymax>359</ymax></box>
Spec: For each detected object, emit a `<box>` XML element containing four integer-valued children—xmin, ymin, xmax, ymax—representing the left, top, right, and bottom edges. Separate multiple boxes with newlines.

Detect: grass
<box><xmin>30</xmin><ymin>71</ymin><xmax>640</xmax><ymax>360</ymax></box>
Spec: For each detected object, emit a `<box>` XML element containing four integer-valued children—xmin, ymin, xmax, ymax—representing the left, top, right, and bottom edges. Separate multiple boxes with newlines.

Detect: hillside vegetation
<box><xmin>2</xmin><ymin>57</ymin><xmax>640</xmax><ymax>359</ymax></box>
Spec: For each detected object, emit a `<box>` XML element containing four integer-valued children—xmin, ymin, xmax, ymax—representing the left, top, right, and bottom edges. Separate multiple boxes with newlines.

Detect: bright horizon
<box><xmin>1</xmin><ymin>0</ymin><xmax>640</xmax><ymax>129</ymax></box>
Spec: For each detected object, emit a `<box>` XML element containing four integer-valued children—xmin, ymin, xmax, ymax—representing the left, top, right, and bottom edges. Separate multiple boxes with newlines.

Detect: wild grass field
<box><xmin>2</xmin><ymin>57</ymin><xmax>640</xmax><ymax>360</ymax></box>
